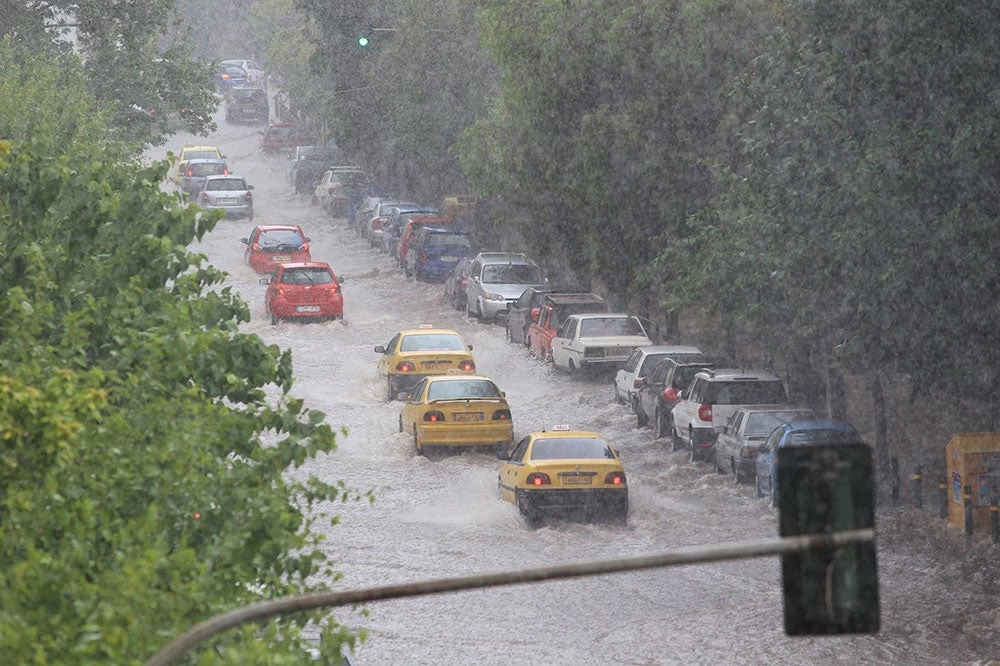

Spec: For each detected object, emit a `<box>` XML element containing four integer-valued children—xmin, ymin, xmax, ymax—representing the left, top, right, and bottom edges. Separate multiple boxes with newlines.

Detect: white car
<box><xmin>312</xmin><ymin>166</ymin><xmax>366</xmax><ymax>212</ymax></box>
<box><xmin>613</xmin><ymin>345</ymin><xmax>704</xmax><ymax>411</ymax></box>
<box><xmin>550</xmin><ymin>313</ymin><xmax>652</xmax><ymax>375</ymax></box>
<box><xmin>670</xmin><ymin>368</ymin><xmax>788</xmax><ymax>462</ymax></box>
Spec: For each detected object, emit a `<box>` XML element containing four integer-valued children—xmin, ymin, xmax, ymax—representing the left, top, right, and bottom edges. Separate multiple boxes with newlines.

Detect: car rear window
<box><xmin>258</xmin><ymin>230</ymin><xmax>304</xmax><ymax>248</ymax></box>
<box><xmin>481</xmin><ymin>264</ymin><xmax>542</xmax><ymax>285</ymax></box>
<box><xmin>206</xmin><ymin>178</ymin><xmax>248</xmax><ymax>191</ymax></box>
<box><xmin>530</xmin><ymin>437</ymin><xmax>615</xmax><ymax>460</ymax></box>
<box><xmin>399</xmin><ymin>333</ymin><xmax>465</xmax><ymax>352</ymax></box>
<box><xmin>185</xmin><ymin>150</ymin><xmax>218</xmax><ymax>160</ymax></box>
<box><xmin>785</xmin><ymin>428</ymin><xmax>861</xmax><ymax>446</ymax></box>
<box><xmin>191</xmin><ymin>163</ymin><xmax>226</xmax><ymax>176</ymax></box>
<box><xmin>745</xmin><ymin>411</ymin><xmax>813</xmax><ymax>435</ymax></box>
<box><xmin>426</xmin><ymin>379</ymin><xmax>500</xmax><ymax>400</ymax></box>
<box><xmin>579</xmin><ymin>317</ymin><xmax>645</xmax><ymax>337</ymax></box>
<box><xmin>280</xmin><ymin>267</ymin><xmax>333</xmax><ymax>285</ymax></box>
<box><xmin>705</xmin><ymin>380</ymin><xmax>787</xmax><ymax>405</ymax></box>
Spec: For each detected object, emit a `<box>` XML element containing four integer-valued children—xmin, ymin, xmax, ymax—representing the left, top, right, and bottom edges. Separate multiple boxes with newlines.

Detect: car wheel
<box><xmin>505</xmin><ymin>321</ymin><xmax>513</xmax><ymax>343</ymax></box>
<box><xmin>671</xmin><ymin>427</ymin><xmax>684</xmax><ymax>451</ymax></box>
<box><xmin>629</xmin><ymin>395</ymin><xmax>640</xmax><ymax>415</ymax></box>
<box><xmin>636</xmin><ymin>404</ymin><xmax>648</xmax><ymax>428</ymax></box>
<box><xmin>387</xmin><ymin>376</ymin><xmax>395</xmax><ymax>402</ymax></box>
<box><xmin>270</xmin><ymin>310</ymin><xmax>279</xmax><ymax>326</ymax></box>
<box><xmin>657</xmin><ymin>409</ymin><xmax>672</xmax><ymax>440</ymax></box>
<box><xmin>688</xmin><ymin>432</ymin><xmax>699</xmax><ymax>463</ymax></box>
<box><xmin>516</xmin><ymin>491</ymin><xmax>540</xmax><ymax>529</ymax></box>
<box><xmin>465</xmin><ymin>298</ymin><xmax>478</xmax><ymax>320</ymax></box>
<box><xmin>714</xmin><ymin>453</ymin><xmax>725</xmax><ymax>474</ymax></box>
<box><xmin>733</xmin><ymin>460</ymin><xmax>746</xmax><ymax>485</ymax></box>
<box><xmin>770</xmin><ymin>486</ymin><xmax>778</xmax><ymax>509</ymax></box>
<box><xmin>614</xmin><ymin>383</ymin><xmax>624</xmax><ymax>405</ymax></box>
<box><xmin>414</xmin><ymin>431</ymin><xmax>423</xmax><ymax>456</ymax></box>
<box><xmin>404</xmin><ymin>262</ymin><xmax>411</xmax><ymax>278</ymax></box>
<box><xmin>756</xmin><ymin>475</ymin><xmax>764</xmax><ymax>497</ymax></box>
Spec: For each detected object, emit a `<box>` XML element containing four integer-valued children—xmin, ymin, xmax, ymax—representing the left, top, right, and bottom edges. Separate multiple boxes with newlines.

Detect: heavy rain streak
<box><xmin>4</xmin><ymin>2</ymin><xmax>1000</xmax><ymax>665</ymax></box>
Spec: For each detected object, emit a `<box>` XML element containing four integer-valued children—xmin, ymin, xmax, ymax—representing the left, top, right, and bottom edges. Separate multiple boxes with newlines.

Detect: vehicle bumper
<box><xmin>691</xmin><ymin>427</ymin><xmax>718</xmax><ymax>448</ymax></box>
<box><xmin>519</xmin><ymin>487</ymin><xmax>629</xmax><ymax>515</ymax></box>
<box><xmin>417</xmin><ymin>422</ymin><xmax>513</xmax><ymax>448</ymax></box>
<box><xmin>203</xmin><ymin>203</ymin><xmax>253</xmax><ymax>218</ymax></box>
<box><xmin>270</xmin><ymin>296</ymin><xmax>343</xmax><ymax>320</ymax></box>
<box><xmin>479</xmin><ymin>299</ymin><xmax>515</xmax><ymax>319</ymax></box>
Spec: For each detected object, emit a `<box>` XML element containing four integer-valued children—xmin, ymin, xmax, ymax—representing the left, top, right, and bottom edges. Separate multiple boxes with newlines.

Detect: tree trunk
<box><xmin>870</xmin><ymin>368</ymin><xmax>892</xmax><ymax>485</ymax></box>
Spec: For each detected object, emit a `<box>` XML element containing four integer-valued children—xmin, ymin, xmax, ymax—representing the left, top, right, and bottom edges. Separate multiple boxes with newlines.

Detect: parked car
<box><xmin>613</xmin><ymin>345</ymin><xmax>704</xmax><ymax>412</ymax></box>
<box><xmin>260</xmin><ymin>262</ymin><xmax>343</xmax><ymax>325</ymax></box>
<box><xmin>404</xmin><ymin>226</ymin><xmax>475</xmax><ymax>281</ymax></box>
<box><xmin>286</xmin><ymin>146</ymin><xmax>336</xmax><ymax>194</ymax></box>
<box><xmin>381</xmin><ymin>207</ymin><xmax>440</xmax><ymax>257</ymax></box>
<box><xmin>194</xmin><ymin>174</ymin><xmax>254</xmax><ymax>219</ymax></box>
<box><xmin>260</xmin><ymin>123</ymin><xmax>314</xmax><ymax>154</ymax></box>
<box><xmin>240</xmin><ymin>224</ymin><xmax>310</xmax><ymax>273</ymax></box>
<box><xmin>179</xmin><ymin>158</ymin><xmax>228</xmax><ymax>198</ymax></box>
<box><xmin>400</xmin><ymin>375</ymin><xmax>513</xmax><ymax>457</ymax></box>
<box><xmin>444</xmin><ymin>258</ymin><xmax>474</xmax><ymax>310</ymax></box>
<box><xmin>550</xmin><ymin>313</ymin><xmax>652</xmax><ymax>376</ymax></box>
<box><xmin>224</xmin><ymin>86</ymin><xmax>269</xmax><ymax>124</ymax></box>
<box><xmin>465</xmin><ymin>252</ymin><xmax>547</xmax><ymax>323</ymax></box>
<box><xmin>214</xmin><ymin>64</ymin><xmax>247</xmax><ymax>93</ymax></box>
<box><xmin>313</xmin><ymin>167</ymin><xmax>368</xmax><ymax>215</ymax></box>
<box><xmin>714</xmin><ymin>406</ymin><xmax>815</xmax><ymax>483</ymax></box>
<box><xmin>374</xmin><ymin>327</ymin><xmax>476</xmax><ymax>401</ymax></box>
<box><xmin>671</xmin><ymin>368</ymin><xmax>788</xmax><ymax>462</ymax></box>
<box><xmin>636</xmin><ymin>358</ymin><xmax>719</xmax><ymax>441</ymax></box>
<box><xmin>506</xmin><ymin>286</ymin><xmax>556</xmax><ymax>346</ymax></box>
<box><xmin>398</xmin><ymin>217</ymin><xmax>457</xmax><ymax>272</ymax></box>
<box><xmin>364</xmin><ymin>199</ymin><xmax>416</xmax><ymax>248</ymax></box>
<box><xmin>755</xmin><ymin>420</ymin><xmax>862</xmax><ymax>507</ymax></box>
<box><xmin>498</xmin><ymin>427</ymin><xmax>628</xmax><ymax>528</ymax></box>
<box><xmin>527</xmin><ymin>292</ymin><xmax>607</xmax><ymax>360</ymax></box>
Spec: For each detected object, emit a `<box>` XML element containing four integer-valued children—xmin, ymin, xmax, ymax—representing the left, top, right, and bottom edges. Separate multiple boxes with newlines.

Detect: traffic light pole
<box><xmin>144</xmin><ymin>528</ymin><xmax>874</xmax><ymax>666</ymax></box>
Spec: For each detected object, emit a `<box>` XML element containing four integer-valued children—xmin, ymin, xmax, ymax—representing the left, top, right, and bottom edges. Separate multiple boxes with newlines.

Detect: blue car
<box><xmin>215</xmin><ymin>64</ymin><xmax>248</xmax><ymax>93</ymax></box>
<box><xmin>405</xmin><ymin>227</ymin><xmax>476</xmax><ymax>281</ymax></box>
<box><xmin>755</xmin><ymin>420</ymin><xmax>862</xmax><ymax>507</ymax></box>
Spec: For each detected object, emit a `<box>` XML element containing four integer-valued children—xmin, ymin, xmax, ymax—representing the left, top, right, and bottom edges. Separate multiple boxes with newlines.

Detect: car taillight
<box><xmin>201</xmin><ymin>192</ymin><xmax>209</xmax><ymax>203</ymax></box>
<box><xmin>698</xmin><ymin>403</ymin><xmax>713</xmax><ymax>422</ymax></box>
<box><xmin>221</xmin><ymin>73</ymin><xmax>231</xmax><ymax>80</ymax></box>
<box><xmin>424</xmin><ymin>411</ymin><xmax>445</xmax><ymax>422</ymax></box>
<box><xmin>300</xmin><ymin>242</ymin><xmax>309</xmax><ymax>252</ymax></box>
<box><xmin>419</xmin><ymin>250</ymin><xmax>429</xmax><ymax>263</ymax></box>
<box><xmin>633</xmin><ymin>379</ymin><xmax>643</xmax><ymax>389</ymax></box>
<box><xmin>187</xmin><ymin>167</ymin><xmax>193</xmax><ymax>176</ymax></box>
<box><xmin>526</xmin><ymin>473</ymin><xmax>550</xmax><ymax>486</ymax></box>
<box><xmin>492</xmin><ymin>409</ymin><xmax>511</xmax><ymax>421</ymax></box>
<box><xmin>372</xmin><ymin>219</ymin><xmax>382</xmax><ymax>230</ymax></box>
<box><xmin>223</xmin><ymin>167</ymin><xmax>229</xmax><ymax>175</ymax></box>
<box><xmin>245</xmin><ymin>191</ymin><xmax>252</xmax><ymax>201</ymax></box>
<box><xmin>662</xmin><ymin>387</ymin><xmax>678</xmax><ymax>402</ymax></box>
<box><xmin>396</xmin><ymin>362</ymin><xmax>416</xmax><ymax>373</ymax></box>
<box><xmin>458</xmin><ymin>360</ymin><xmax>475</xmax><ymax>372</ymax></box>
<box><xmin>604</xmin><ymin>471</ymin><xmax>627</xmax><ymax>485</ymax></box>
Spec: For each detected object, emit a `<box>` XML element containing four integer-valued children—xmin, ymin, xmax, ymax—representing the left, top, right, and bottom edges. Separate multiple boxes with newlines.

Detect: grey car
<box><xmin>465</xmin><ymin>252</ymin><xmax>547</xmax><ymax>323</ymax></box>
<box><xmin>180</xmin><ymin>158</ymin><xmax>228</xmax><ymax>198</ymax></box>
<box><xmin>714</xmin><ymin>405</ymin><xmax>816</xmax><ymax>483</ymax></box>
<box><xmin>195</xmin><ymin>174</ymin><xmax>254</xmax><ymax>219</ymax></box>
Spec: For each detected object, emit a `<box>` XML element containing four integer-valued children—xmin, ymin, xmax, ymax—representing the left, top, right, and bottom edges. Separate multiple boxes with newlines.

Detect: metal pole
<box><xmin>939</xmin><ymin>481</ymin><xmax>948</xmax><ymax>519</ymax></box>
<box><xmin>145</xmin><ymin>529</ymin><xmax>875</xmax><ymax>666</ymax></box>
<box><xmin>911</xmin><ymin>466</ymin><xmax>922</xmax><ymax>509</ymax></box>
<box><xmin>992</xmin><ymin>496</ymin><xmax>999</xmax><ymax>545</ymax></box>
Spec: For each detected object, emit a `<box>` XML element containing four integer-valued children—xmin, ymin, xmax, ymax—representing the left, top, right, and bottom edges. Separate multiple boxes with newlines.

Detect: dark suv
<box><xmin>224</xmin><ymin>86</ymin><xmax>269</xmax><ymax>124</ymax></box>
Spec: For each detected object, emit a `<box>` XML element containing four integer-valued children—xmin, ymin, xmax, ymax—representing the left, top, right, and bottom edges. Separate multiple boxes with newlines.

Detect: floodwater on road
<box><xmin>154</xmin><ymin>113</ymin><xmax>1000</xmax><ymax>665</ymax></box>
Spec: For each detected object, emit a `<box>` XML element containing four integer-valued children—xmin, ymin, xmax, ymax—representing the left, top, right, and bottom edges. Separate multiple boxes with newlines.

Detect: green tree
<box><xmin>0</xmin><ymin>42</ymin><xmax>360</xmax><ymax>665</ymax></box>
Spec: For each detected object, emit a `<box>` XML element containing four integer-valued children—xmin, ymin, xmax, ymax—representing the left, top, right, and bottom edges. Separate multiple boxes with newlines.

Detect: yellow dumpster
<box><xmin>946</xmin><ymin>433</ymin><xmax>1000</xmax><ymax>532</ymax></box>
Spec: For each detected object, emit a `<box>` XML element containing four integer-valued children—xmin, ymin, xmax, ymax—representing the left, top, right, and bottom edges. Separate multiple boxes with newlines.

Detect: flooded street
<box><xmin>157</xmin><ymin>116</ymin><xmax>1000</xmax><ymax>665</ymax></box>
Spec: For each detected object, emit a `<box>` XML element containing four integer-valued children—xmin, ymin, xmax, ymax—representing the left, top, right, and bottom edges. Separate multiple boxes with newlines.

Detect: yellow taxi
<box><xmin>399</xmin><ymin>374</ymin><xmax>513</xmax><ymax>456</ymax></box>
<box><xmin>374</xmin><ymin>326</ymin><xmax>476</xmax><ymax>400</ymax></box>
<box><xmin>173</xmin><ymin>145</ymin><xmax>225</xmax><ymax>183</ymax></box>
<box><xmin>498</xmin><ymin>427</ymin><xmax>628</xmax><ymax>527</ymax></box>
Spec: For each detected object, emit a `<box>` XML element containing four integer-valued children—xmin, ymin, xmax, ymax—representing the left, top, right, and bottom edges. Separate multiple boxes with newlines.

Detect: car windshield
<box><xmin>206</xmin><ymin>178</ymin><xmax>248</xmax><ymax>191</ymax></box>
<box><xmin>280</xmin><ymin>267</ymin><xmax>333</xmax><ymax>285</ymax></box>
<box><xmin>426</xmin><ymin>380</ymin><xmax>500</xmax><ymax>400</ymax></box>
<box><xmin>426</xmin><ymin>234</ymin><xmax>471</xmax><ymax>247</ymax></box>
<box><xmin>258</xmin><ymin>230</ymin><xmax>304</xmax><ymax>248</ymax></box>
<box><xmin>399</xmin><ymin>333</ymin><xmax>465</xmax><ymax>352</ymax></box>
<box><xmin>185</xmin><ymin>150</ymin><xmax>218</xmax><ymax>160</ymax></box>
<box><xmin>579</xmin><ymin>317</ymin><xmax>645</xmax><ymax>337</ymax></box>
<box><xmin>481</xmin><ymin>264</ymin><xmax>542</xmax><ymax>285</ymax></box>
<box><xmin>530</xmin><ymin>437</ymin><xmax>615</xmax><ymax>460</ymax></box>
<box><xmin>745</xmin><ymin>411</ymin><xmax>813</xmax><ymax>435</ymax></box>
<box><xmin>189</xmin><ymin>163</ymin><xmax>226</xmax><ymax>176</ymax></box>
<box><xmin>705</xmin><ymin>380</ymin><xmax>787</xmax><ymax>405</ymax></box>
<box><xmin>336</xmin><ymin>172</ymin><xmax>370</xmax><ymax>188</ymax></box>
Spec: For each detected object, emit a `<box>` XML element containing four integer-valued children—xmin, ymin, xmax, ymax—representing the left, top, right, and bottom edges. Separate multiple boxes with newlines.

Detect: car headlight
<box><xmin>486</xmin><ymin>292</ymin><xmax>505</xmax><ymax>301</ymax></box>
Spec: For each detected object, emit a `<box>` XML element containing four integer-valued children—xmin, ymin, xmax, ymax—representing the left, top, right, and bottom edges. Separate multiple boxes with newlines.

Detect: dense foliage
<box><xmin>0</xmin><ymin>42</ymin><xmax>357</xmax><ymax>664</ymax></box>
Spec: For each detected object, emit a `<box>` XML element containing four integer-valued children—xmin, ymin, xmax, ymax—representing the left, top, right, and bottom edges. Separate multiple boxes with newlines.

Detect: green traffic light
<box><xmin>358</xmin><ymin>36</ymin><xmax>369</xmax><ymax>47</ymax></box>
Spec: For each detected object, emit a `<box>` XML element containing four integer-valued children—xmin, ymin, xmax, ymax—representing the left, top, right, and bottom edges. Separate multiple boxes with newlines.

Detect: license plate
<box><xmin>271</xmin><ymin>255</ymin><xmax>292</xmax><ymax>261</ymax></box>
<box><xmin>452</xmin><ymin>412</ymin><xmax>484</xmax><ymax>422</ymax></box>
<box><xmin>218</xmin><ymin>197</ymin><xmax>238</xmax><ymax>204</ymax></box>
<box><xmin>441</xmin><ymin>256</ymin><xmax>458</xmax><ymax>261</ymax></box>
<box><xmin>562</xmin><ymin>475</ymin><xmax>593</xmax><ymax>485</ymax></box>
<box><xmin>296</xmin><ymin>305</ymin><xmax>321</xmax><ymax>313</ymax></box>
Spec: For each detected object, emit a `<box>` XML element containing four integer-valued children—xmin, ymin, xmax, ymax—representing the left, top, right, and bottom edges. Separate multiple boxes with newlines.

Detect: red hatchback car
<box><xmin>241</xmin><ymin>225</ymin><xmax>311</xmax><ymax>273</ymax></box>
<box><xmin>261</xmin><ymin>262</ymin><xmax>344</xmax><ymax>325</ymax></box>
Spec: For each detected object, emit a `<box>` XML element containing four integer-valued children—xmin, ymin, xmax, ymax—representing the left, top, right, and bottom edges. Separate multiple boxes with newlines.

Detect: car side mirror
<box><xmin>496</xmin><ymin>450</ymin><xmax>510</xmax><ymax>461</ymax></box>
<box><xmin>258</xmin><ymin>277</ymin><xmax>270</xmax><ymax>285</ymax></box>
<box><xmin>678</xmin><ymin>390</ymin><xmax>686</xmax><ymax>399</ymax></box>
<box><xmin>337</xmin><ymin>276</ymin><xmax>344</xmax><ymax>284</ymax></box>
<box><xmin>374</xmin><ymin>345</ymin><xmax>386</xmax><ymax>353</ymax></box>
<box><xmin>531</xmin><ymin>307</ymin><xmax>540</xmax><ymax>322</ymax></box>
<box><xmin>467</xmin><ymin>345</ymin><xmax>473</xmax><ymax>351</ymax></box>
<box><xmin>305</xmin><ymin>237</ymin><xmax>312</xmax><ymax>242</ymax></box>
<box><xmin>473</xmin><ymin>276</ymin><xmax>480</xmax><ymax>283</ymax></box>
<box><xmin>500</xmin><ymin>391</ymin><xmax>506</xmax><ymax>398</ymax></box>
<box><xmin>397</xmin><ymin>392</ymin><xmax>410</xmax><ymax>401</ymax></box>
<box><xmin>248</xmin><ymin>185</ymin><xmax>254</xmax><ymax>190</ymax></box>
